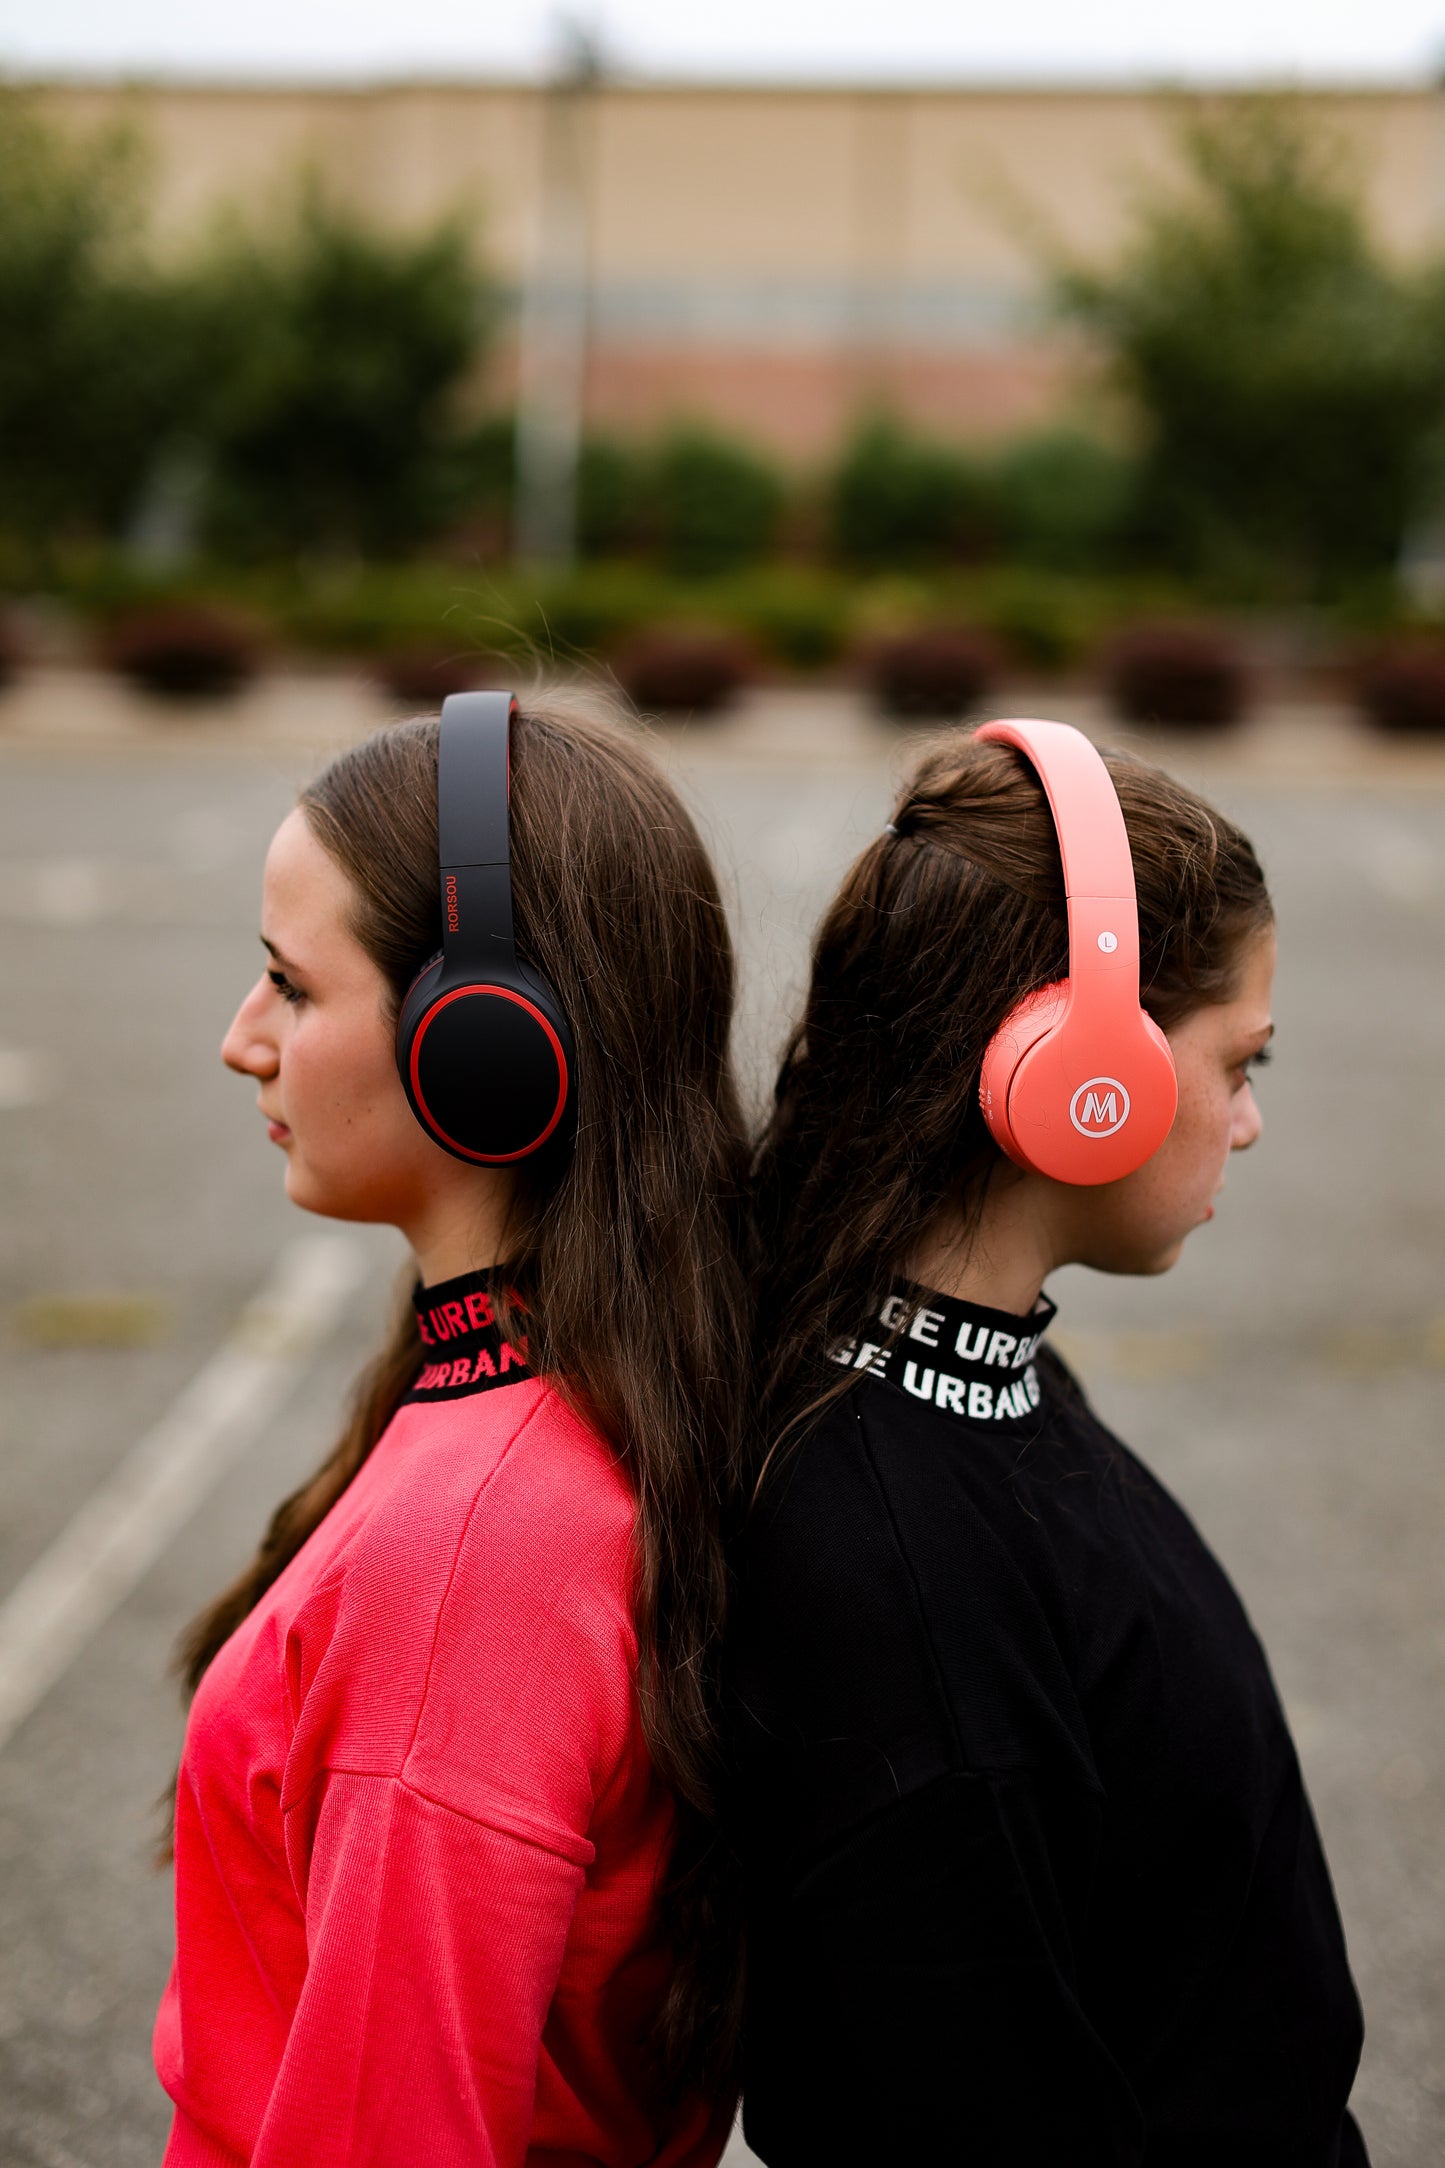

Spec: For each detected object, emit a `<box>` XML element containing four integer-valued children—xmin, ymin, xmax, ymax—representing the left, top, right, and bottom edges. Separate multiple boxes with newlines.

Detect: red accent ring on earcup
<box><xmin>408</xmin><ymin>983</ymin><xmax>570</xmax><ymax>1163</ymax></box>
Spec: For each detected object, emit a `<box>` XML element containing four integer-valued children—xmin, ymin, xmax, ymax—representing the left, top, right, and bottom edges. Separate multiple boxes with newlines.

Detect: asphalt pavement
<box><xmin>1</xmin><ymin>675</ymin><xmax>1442</xmax><ymax>2166</ymax></box>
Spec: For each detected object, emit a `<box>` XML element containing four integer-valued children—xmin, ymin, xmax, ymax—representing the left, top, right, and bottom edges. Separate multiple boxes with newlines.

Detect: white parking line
<box><xmin>0</xmin><ymin>1235</ymin><xmax>369</xmax><ymax>1754</ymax></box>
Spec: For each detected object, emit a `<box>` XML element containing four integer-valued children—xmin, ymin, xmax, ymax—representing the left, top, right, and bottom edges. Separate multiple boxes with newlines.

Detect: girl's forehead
<box><xmin>262</xmin><ymin>813</ymin><xmax>357</xmax><ymax>965</ymax></box>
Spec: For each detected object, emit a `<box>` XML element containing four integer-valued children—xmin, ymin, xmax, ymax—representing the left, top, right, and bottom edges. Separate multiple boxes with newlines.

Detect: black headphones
<box><xmin>395</xmin><ymin>691</ymin><xmax>576</xmax><ymax>1164</ymax></box>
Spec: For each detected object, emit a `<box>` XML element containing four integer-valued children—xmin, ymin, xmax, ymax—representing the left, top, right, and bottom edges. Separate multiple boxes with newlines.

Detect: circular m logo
<box><xmin>1069</xmin><ymin>1076</ymin><xmax>1131</xmax><ymax>1137</ymax></box>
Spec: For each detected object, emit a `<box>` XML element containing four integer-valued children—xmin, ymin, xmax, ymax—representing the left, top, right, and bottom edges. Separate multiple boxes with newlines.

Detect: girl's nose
<box><xmin>1231</xmin><ymin>1082</ymin><xmax>1263</xmax><ymax>1153</ymax></box>
<box><xmin>222</xmin><ymin>976</ymin><xmax>280</xmax><ymax>1079</ymax></box>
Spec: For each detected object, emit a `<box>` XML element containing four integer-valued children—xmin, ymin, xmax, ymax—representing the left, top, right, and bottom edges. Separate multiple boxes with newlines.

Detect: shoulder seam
<box><xmin>281</xmin><ymin>1764</ymin><xmax>595</xmax><ymax>1866</ymax></box>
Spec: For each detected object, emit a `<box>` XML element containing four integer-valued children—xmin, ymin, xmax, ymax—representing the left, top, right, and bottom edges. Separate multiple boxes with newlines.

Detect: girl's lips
<box><xmin>266</xmin><ymin>1120</ymin><xmax>291</xmax><ymax>1144</ymax></box>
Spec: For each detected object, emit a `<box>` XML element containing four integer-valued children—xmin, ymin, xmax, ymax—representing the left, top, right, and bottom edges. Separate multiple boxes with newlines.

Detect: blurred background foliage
<box><xmin>1059</xmin><ymin>98</ymin><xmax>1445</xmax><ymax>597</ymax></box>
<box><xmin>6</xmin><ymin>85</ymin><xmax>1445</xmax><ymax>692</ymax></box>
<box><xmin>0</xmin><ymin>90</ymin><xmax>500</xmax><ymax>571</ymax></box>
<box><xmin>577</xmin><ymin>428</ymin><xmax>787</xmax><ymax>573</ymax></box>
<box><xmin>191</xmin><ymin>189</ymin><xmax>498</xmax><ymax>563</ymax></box>
<box><xmin>0</xmin><ymin>97</ymin><xmax>203</xmax><ymax>570</ymax></box>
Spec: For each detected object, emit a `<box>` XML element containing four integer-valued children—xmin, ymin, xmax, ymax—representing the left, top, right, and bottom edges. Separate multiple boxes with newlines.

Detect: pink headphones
<box><xmin>975</xmin><ymin>718</ymin><xmax>1178</xmax><ymax>1185</ymax></box>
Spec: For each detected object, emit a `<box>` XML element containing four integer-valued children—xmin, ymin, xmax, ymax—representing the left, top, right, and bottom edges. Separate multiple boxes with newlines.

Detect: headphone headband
<box><xmin>437</xmin><ymin>691</ymin><xmax>517</xmax><ymax>976</ymax></box>
<box><xmin>975</xmin><ymin>716</ymin><xmax>1142</xmax><ymax>1022</ymax></box>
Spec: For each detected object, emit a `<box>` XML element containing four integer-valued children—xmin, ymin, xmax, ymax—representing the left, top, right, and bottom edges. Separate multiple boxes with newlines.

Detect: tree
<box><xmin>0</xmin><ymin>93</ymin><xmax>203</xmax><ymax>565</ymax></box>
<box><xmin>196</xmin><ymin>186</ymin><xmax>499</xmax><ymax>561</ymax></box>
<box><xmin>1059</xmin><ymin>98</ymin><xmax>1445</xmax><ymax>592</ymax></box>
<box><xmin>0</xmin><ymin>99</ymin><xmax>503</xmax><ymax>572</ymax></box>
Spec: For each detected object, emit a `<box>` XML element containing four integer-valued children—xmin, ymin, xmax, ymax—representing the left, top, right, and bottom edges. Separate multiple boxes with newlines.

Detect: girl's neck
<box><xmin>404</xmin><ymin>1170</ymin><xmax>517</xmax><ymax>1290</ymax></box>
<box><xmin>906</xmin><ymin>1172</ymin><xmax>1060</xmax><ymax>1319</ymax></box>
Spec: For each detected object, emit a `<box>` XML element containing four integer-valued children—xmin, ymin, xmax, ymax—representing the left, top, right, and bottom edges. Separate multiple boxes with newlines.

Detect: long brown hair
<box><xmin>749</xmin><ymin>727</ymin><xmax>1273</xmax><ymax>1464</ymax></box>
<box><xmin>176</xmin><ymin>687</ymin><xmax>748</xmax><ymax>2094</ymax></box>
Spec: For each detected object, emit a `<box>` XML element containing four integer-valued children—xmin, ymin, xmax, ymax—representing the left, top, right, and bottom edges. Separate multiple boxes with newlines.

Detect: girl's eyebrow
<box><xmin>260</xmin><ymin>936</ymin><xmax>299</xmax><ymax>971</ymax></box>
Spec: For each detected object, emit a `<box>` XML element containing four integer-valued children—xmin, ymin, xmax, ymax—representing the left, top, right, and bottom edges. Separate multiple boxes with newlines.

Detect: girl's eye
<box><xmin>1248</xmin><ymin>1047</ymin><xmax>1272</xmax><ymax>1072</ymax></box>
<box><xmin>267</xmin><ymin>969</ymin><xmax>305</xmax><ymax>1007</ymax></box>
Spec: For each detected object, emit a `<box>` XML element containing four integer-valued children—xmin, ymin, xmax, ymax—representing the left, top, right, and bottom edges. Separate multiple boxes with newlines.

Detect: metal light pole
<box><xmin>513</xmin><ymin>20</ymin><xmax>600</xmax><ymax>568</ymax></box>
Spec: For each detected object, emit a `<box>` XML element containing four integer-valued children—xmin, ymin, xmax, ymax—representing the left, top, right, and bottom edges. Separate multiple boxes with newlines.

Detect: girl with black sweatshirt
<box><xmin>730</xmin><ymin>724</ymin><xmax>1368</xmax><ymax>2165</ymax></box>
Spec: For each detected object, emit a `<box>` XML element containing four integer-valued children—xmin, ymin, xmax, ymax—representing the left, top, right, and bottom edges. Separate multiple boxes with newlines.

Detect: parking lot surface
<box><xmin>1</xmin><ymin>677</ymin><xmax>1442</xmax><ymax>2166</ymax></box>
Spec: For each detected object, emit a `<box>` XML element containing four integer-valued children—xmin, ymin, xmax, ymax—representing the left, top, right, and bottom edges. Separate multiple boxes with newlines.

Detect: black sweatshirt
<box><xmin>728</xmin><ymin>1284</ymin><xmax>1368</xmax><ymax>2166</ymax></box>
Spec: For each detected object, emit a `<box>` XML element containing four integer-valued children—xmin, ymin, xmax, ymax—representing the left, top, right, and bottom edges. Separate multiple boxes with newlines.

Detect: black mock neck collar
<box><xmin>833</xmin><ymin>1282</ymin><xmax>1056</xmax><ymax>1432</ymax></box>
<box><xmin>404</xmin><ymin>1266</ymin><xmax>532</xmax><ymax>1404</ymax></box>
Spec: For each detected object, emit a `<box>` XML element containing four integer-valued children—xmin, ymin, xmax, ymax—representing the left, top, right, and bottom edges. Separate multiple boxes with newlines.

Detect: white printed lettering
<box><xmin>902</xmin><ymin>1362</ymin><xmax>936</xmax><ymax>1400</ymax></box>
<box><xmin>879</xmin><ymin>1295</ymin><xmax>908</xmax><ymax>1329</ymax></box>
<box><xmin>968</xmin><ymin>1381</ymin><xmax>994</xmax><ymax>1420</ymax></box>
<box><xmin>1024</xmin><ymin>1365</ymin><xmax>1040</xmax><ymax>1408</ymax></box>
<box><xmin>909</xmin><ymin>1306</ymin><xmax>944</xmax><ymax>1348</ymax></box>
<box><xmin>956</xmin><ymin>1321</ymin><xmax>990</xmax><ymax>1362</ymax></box>
<box><xmin>985</xmin><ymin>1330</ymin><xmax>1017</xmax><ymax>1368</ymax></box>
<box><xmin>935</xmin><ymin>1373</ymin><xmax>966</xmax><ymax>1413</ymax></box>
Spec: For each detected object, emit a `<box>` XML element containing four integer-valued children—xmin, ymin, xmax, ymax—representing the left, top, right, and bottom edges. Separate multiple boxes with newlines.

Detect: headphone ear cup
<box><xmin>396</xmin><ymin>958</ymin><xmax>574</xmax><ymax>1165</ymax></box>
<box><xmin>984</xmin><ymin>984</ymin><xmax>1178</xmax><ymax>1184</ymax></box>
<box><xmin>980</xmin><ymin>981</ymin><xmax>1069</xmax><ymax>1167</ymax></box>
<box><xmin>396</xmin><ymin>951</ymin><xmax>445</xmax><ymax>1103</ymax></box>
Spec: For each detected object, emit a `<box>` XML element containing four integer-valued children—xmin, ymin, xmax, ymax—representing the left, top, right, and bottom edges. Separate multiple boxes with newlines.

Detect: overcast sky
<box><xmin>3</xmin><ymin>0</ymin><xmax>1445</xmax><ymax>84</ymax></box>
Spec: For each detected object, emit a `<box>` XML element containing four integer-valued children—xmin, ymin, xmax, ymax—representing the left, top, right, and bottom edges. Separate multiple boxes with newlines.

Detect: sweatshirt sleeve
<box><xmin>745</xmin><ymin>1768</ymin><xmax>1144</xmax><ymax>2167</ymax></box>
<box><xmin>256</xmin><ymin>1771</ymin><xmax>586</xmax><ymax>2168</ymax></box>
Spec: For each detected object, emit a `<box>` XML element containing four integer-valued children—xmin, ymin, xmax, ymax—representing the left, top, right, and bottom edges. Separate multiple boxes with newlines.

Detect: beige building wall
<box><xmin>28</xmin><ymin>75</ymin><xmax>1445</xmax><ymax>455</ymax></box>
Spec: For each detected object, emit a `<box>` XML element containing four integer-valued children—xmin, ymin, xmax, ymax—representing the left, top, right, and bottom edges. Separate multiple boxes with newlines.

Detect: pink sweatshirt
<box><xmin>154</xmin><ymin>1271</ymin><xmax>728</xmax><ymax>2168</ymax></box>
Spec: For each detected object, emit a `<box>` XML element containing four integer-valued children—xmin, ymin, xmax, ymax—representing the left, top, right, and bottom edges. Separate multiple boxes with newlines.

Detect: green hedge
<box><xmin>575</xmin><ymin>428</ymin><xmax>786</xmax><ymax>575</ymax></box>
<box><xmin>17</xmin><ymin>551</ymin><xmax>1214</xmax><ymax>685</ymax></box>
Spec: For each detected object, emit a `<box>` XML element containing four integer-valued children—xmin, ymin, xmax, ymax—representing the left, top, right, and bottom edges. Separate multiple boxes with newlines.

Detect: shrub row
<box><xmin>859</xmin><ymin>622</ymin><xmax>1253</xmax><ymax>727</ymax></box>
<box><xmin>9</xmin><ymin>591</ymin><xmax>1445</xmax><ymax>731</ymax></box>
<box><xmin>5</xmin><ymin>557</ymin><xmax>1176</xmax><ymax>678</ymax></box>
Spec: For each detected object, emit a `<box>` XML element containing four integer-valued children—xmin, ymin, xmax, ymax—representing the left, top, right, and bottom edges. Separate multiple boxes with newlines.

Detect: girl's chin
<box><xmin>281</xmin><ymin>1163</ymin><xmax>388</xmax><ymax>1226</ymax></box>
<box><xmin>282</xmin><ymin>1162</ymin><xmax>327</xmax><ymax>1211</ymax></box>
<box><xmin>1120</xmin><ymin>1227</ymin><xmax>1192</xmax><ymax>1276</ymax></box>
